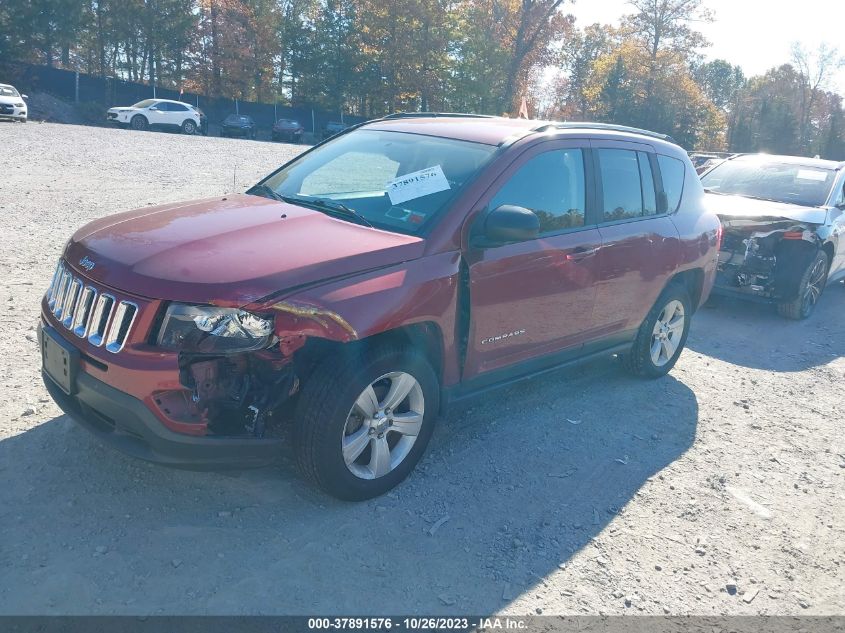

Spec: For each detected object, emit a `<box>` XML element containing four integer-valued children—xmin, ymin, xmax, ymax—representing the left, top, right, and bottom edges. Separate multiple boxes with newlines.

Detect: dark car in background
<box><xmin>221</xmin><ymin>114</ymin><xmax>257</xmax><ymax>139</ymax></box>
<box><xmin>322</xmin><ymin>120</ymin><xmax>348</xmax><ymax>139</ymax></box>
<box><xmin>702</xmin><ymin>154</ymin><xmax>845</xmax><ymax>319</ymax></box>
<box><xmin>272</xmin><ymin>118</ymin><xmax>304</xmax><ymax>143</ymax></box>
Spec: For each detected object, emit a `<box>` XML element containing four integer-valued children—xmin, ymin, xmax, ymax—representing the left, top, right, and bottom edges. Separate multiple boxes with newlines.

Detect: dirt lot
<box><xmin>0</xmin><ymin>122</ymin><xmax>842</xmax><ymax>616</ymax></box>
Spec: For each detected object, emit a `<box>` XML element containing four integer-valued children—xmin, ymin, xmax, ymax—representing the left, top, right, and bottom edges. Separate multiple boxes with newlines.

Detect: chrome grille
<box><xmin>45</xmin><ymin>261</ymin><xmax>138</xmax><ymax>354</ymax></box>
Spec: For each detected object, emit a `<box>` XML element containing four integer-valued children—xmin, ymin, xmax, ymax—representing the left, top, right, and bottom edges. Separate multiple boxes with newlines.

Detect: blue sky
<box><xmin>567</xmin><ymin>0</ymin><xmax>845</xmax><ymax>92</ymax></box>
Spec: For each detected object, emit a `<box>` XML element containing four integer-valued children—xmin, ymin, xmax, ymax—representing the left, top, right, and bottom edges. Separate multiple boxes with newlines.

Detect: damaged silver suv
<box><xmin>703</xmin><ymin>154</ymin><xmax>845</xmax><ymax>319</ymax></box>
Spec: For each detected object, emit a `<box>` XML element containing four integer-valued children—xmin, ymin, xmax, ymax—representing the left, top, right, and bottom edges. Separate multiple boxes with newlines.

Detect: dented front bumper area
<box><xmin>152</xmin><ymin>299</ymin><xmax>357</xmax><ymax>441</ymax></box>
<box><xmin>152</xmin><ymin>350</ymin><xmax>299</xmax><ymax>439</ymax></box>
<box><xmin>714</xmin><ymin>217</ymin><xmax>822</xmax><ymax>301</ymax></box>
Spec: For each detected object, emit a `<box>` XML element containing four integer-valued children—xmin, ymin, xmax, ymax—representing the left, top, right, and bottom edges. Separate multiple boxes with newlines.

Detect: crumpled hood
<box><xmin>64</xmin><ymin>194</ymin><xmax>424</xmax><ymax>306</ymax></box>
<box><xmin>705</xmin><ymin>192</ymin><xmax>828</xmax><ymax>225</ymax></box>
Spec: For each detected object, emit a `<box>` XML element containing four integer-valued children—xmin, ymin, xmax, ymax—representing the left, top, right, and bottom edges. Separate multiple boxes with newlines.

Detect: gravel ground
<box><xmin>0</xmin><ymin>122</ymin><xmax>843</xmax><ymax>616</ymax></box>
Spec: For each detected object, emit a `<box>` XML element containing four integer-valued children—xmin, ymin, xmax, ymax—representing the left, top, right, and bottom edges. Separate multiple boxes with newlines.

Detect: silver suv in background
<box><xmin>703</xmin><ymin>154</ymin><xmax>845</xmax><ymax>319</ymax></box>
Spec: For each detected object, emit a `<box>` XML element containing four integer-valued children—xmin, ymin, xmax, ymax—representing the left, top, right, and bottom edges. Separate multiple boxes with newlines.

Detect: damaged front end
<box><xmin>149</xmin><ymin>299</ymin><xmax>357</xmax><ymax>440</ymax></box>
<box><xmin>150</xmin><ymin>304</ymin><xmax>302</xmax><ymax>439</ymax></box>
<box><xmin>715</xmin><ymin>217</ymin><xmax>823</xmax><ymax>301</ymax></box>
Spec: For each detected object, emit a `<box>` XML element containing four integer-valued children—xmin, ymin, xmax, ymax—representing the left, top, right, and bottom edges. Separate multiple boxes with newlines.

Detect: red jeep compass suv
<box><xmin>40</xmin><ymin>115</ymin><xmax>720</xmax><ymax>500</ymax></box>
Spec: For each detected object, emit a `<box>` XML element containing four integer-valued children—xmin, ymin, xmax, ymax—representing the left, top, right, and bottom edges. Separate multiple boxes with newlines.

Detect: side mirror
<box><xmin>21</xmin><ymin>94</ymin><xmax>28</xmax><ymax>100</ymax></box>
<box><xmin>148</xmin><ymin>106</ymin><xmax>159</xmax><ymax>111</ymax></box>
<box><xmin>478</xmin><ymin>205</ymin><xmax>539</xmax><ymax>246</ymax></box>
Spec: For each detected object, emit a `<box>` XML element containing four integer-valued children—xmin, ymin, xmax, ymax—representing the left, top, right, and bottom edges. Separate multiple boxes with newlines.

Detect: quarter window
<box><xmin>490</xmin><ymin>149</ymin><xmax>586</xmax><ymax>234</ymax></box>
<box><xmin>657</xmin><ymin>154</ymin><xmax>686</xmax><ymax>212</ymax></box>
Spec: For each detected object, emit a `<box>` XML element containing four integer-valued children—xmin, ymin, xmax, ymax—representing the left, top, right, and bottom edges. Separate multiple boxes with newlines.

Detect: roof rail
<box><xmin>535</xmin><ymin>121</ymin><xmax>677</xmax><ymax>145</ymax></box>
<box><xmin>381</xmin><ymin>111</ymin><xmax>497</xmax><ymax>120</ymax></box>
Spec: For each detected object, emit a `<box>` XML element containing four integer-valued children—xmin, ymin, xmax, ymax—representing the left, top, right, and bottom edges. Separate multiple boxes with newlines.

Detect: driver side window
<box><xmin>490</xmin><ymin>149</ymin><xmax>586</xmax><ymax>235</ymax></box>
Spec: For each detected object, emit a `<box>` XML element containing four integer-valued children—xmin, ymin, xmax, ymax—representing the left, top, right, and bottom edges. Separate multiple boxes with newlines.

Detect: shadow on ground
<box><xmin>687</xmin><ymin>281</ymin><xmax>845</xmax><ymax>372</ymax></box>
<box><xmin>1</xmin><ymin>356</ymin><xmax>697</xmax><ymax>615</ymax></box>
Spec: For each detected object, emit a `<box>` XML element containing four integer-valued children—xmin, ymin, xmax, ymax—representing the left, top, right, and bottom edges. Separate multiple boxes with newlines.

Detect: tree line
<box><xmin>1</xmin><ymin>0</ymin><xmax>843</xmax><ymax>157</ymax></box>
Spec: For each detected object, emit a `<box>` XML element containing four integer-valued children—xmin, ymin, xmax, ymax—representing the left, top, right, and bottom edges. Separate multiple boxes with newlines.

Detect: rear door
<box><xmin>462</xmin><ymin>141</ymin><xmax>603</xmax><ymax>378</ymax></box>
<box><xmin>588</xmin><ymin>141</ymin><xmax>681</xmax><ymax>343</ymax></box>
<box><xmin>168</xmin><ymin>102</ymin><xmax>191</xmax><ymax>126</ymax></box>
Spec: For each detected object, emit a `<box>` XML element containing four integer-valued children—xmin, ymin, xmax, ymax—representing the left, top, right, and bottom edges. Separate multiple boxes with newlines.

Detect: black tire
<box><xmin>130</xmin><ymin>114</ymin><xmax>148</xmax><ymax>131</ymax></box>
<box><xmin>777</xmin><ymin>250</ymin><xmax>828</xmax><ymax>320</ymax></box>
<box><xmin>293</xmin><ymin>342</ymin><xmax>439</xmax><ymax>500</ymax></box>
<box><xmin>181</xmin><ymin>119</ymin><xmax>197</xmax><ymax>135</ymax></box>
<box><xmin>623</xmin><ymin>283</ymin><xmax>692</xmax><ymax>378</ymax></box>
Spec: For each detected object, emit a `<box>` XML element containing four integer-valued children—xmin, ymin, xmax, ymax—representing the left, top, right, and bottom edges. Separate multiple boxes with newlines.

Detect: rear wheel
<box><xmin>777</xmin><ymin>250</ymin><xmax>828</xmax><ymax>320</ymax></box>
<box><xmin>293</xmin><ymin>343</ymin><xmax>438</xmax><ymax>500</ymax></box>
<box><xmin>130</xmin><ymin>114</ymin><xmax>148</xmax><ymax>131</ymax></box>
<box><xmin>623</xmin><ymin>283</ymin><xmax>692</xmax><ymax>378</ymax></box>
<box><xmin>181</xmin><ymin>119</ymin><xmax>197</xmax><ymax>135</ymax></box>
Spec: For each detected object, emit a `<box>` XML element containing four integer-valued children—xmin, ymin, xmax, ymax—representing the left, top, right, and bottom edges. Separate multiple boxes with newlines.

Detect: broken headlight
<box><xmin>157</xmin><ymin>304</ymin><xmax>274</xmax><ymax>353</ymax></box>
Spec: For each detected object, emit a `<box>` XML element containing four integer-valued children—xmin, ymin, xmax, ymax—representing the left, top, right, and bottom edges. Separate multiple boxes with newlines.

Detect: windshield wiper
<box><xmin>246</xmin><ymin>187</ymin><xmax>375</xmax><ymax>228</ymax></box>
<box><xmin>282</xmin><ymin>194</ymin><xmax>374</xmax><ymax>228</ymax></box>
<box><xmin>702</xmin><ymin>187</ymin><xmax>727</xmax><ymax>195</ymax></box>
<box><xmin>246</xmin><ymin>184</ymin><xmax>286</xmax><ymax>202</ymax></box>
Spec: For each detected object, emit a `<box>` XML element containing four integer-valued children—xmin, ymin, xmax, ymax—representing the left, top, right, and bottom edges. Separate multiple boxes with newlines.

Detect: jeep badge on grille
<box><xmin>79</xmin><ymin>256</ymin><xmax>96</xmax><ymax>272</ymax></box>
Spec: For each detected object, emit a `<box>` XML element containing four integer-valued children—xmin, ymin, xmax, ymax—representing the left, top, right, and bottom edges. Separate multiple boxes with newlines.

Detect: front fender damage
<box><xmin>270</xmin><ymin>300</ymin><xmax>358</xmax><ymax>342</ymax></box>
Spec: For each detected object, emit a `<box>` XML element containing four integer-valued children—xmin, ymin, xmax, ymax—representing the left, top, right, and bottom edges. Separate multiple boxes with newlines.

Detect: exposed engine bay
<box><xmin>715</xmin><ymin>216</ymin><xmax>822</xmax><ymax>300</ymax></box>
<box><xmin>152</xmin><ymin>348</ymin><xmax>301</xmax><ymax>438</ymax></box>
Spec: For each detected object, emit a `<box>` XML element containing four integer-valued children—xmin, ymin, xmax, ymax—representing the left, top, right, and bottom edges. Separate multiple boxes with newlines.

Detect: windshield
<box><xmin>701</xmin><ymin>159</ymin><xmax>836</xmax><ymax>207</ymax></box>
<box><xmin>131</xmin><ymin>99</ymin><xmax>156</xmax><ymax>108</ymax></box>
<box><xmin>252</xmin><ymin>129</ymin><xmax>496</xmax><ymax>235</ymax></box>
<box><xmin>226</xmin><ymin>115</ymin><xmax>251</xmax><ymax>123</ymax></box>
<box><xmin>0</xmin><ymin>86</ymin><xmax>20</xmax><ymax>97</ymax></box>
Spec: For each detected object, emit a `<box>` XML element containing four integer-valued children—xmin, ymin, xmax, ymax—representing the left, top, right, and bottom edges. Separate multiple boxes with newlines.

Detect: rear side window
<box><xmin>657</xmin><ymin>155</ymin><xmax>686</xmax><ymax>212</ymax></box>
<box><xmin>170</xmin><ymin>103</ymin><xmax>188</xmax><ymax>112</ymax></box>
<box><xmin>490</xmin><ymin>149</ymin><xmax>586</xmax><ymax>234</ymax></box>
<box><xmin>597</xmin><ymin>148</ymin><xmax>657</xmax><ymax>221</ymax></box>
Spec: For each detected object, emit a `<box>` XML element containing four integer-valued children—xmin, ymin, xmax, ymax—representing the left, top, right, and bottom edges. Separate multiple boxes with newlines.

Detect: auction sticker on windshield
<box><xmin>796</xmin><ymin>169</ymin><xmax>828</xmax><ymax>181</ymax></box>
<box><xmin>386</xmin><ymin>165</ymin><xmax>450</xmax><ymax>205</ymax></box>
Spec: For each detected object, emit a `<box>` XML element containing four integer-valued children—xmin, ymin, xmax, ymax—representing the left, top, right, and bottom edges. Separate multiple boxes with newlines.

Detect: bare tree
<box><xmin>792</xmin><ymin>42</ymin><xmax>844</xmax><ymax>153</ymax></box>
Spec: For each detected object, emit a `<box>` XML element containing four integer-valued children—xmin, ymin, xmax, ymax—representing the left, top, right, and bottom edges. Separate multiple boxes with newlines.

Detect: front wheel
<box><xmin>293</xmin><ymin>343</ymin><xmax>439</xmax><ymax>500</ymax></box>
<box><xmin>130</xmin><ymin>114</ymin><xmax>148</xmax><ymax>131</ymax></box>
<box><xmin>777</xmin><ymin>250</ymin><xmax>828</xmax><ymax>320</ymax></box>
<box><xmin>181</xmin><ymin>119</ymin><xmax>197</xmax><ymax>135</ymax></box>
<box><xmin>623</xmin><ymin>283</ymin><xmax>692</xmax><ymax>378</ymax></box>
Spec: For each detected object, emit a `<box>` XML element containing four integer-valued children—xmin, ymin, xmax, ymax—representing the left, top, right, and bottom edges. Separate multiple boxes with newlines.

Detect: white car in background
<box><xmin>106</xmin><ymin>98</ymin><xmax>201</xmax><ymax>134</ymax></box>
<box><xmin>0</xmin><ymin>83</ymin><xmax>28</xmax><ymax>122</ymax></box>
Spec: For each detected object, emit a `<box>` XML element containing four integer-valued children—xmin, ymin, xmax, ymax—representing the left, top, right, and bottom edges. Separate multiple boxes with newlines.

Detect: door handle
<box><xmin>565</xmin><ymin>246</ymin><xmax>601</xmax><ymax>261</ymax></box>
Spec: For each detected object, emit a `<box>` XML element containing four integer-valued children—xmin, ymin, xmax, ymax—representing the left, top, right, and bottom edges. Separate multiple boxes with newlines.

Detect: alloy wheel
<box><xmin>802</xmin><ymin>258</ymin><xmax>826</xmax><ymax>315</ymax></box>
<box><xmin>650</xmin><ymin>299</ymin><xmax>685</xmax><ymax>367</ymax></box>
<box><xmin>341</xmin><ymin>372</ymin><xmax>424</xmax><ymax>480</ymax></box>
